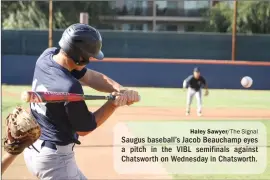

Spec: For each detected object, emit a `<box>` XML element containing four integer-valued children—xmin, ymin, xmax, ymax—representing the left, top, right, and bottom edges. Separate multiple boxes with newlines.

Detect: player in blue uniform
<box><xmin>23</xmin><ymin>23</ymin><xmax>140</xmax><ymax>179</ymax></box>
<box><xmin>183</xmin><ymin>67</ymin><xmax>209</xmax><ymax>116</ymax></box>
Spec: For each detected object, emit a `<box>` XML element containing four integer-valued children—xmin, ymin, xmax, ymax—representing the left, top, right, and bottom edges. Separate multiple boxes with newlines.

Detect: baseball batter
<box><xmin>183</xmin><ymin>67</ymin><xmax>209</xmax><ymax>116</ymax></box>
<box><xmin>23</xmin><ymin>23</ymin><xmax>140</xmax><ymax>179</ymax></box>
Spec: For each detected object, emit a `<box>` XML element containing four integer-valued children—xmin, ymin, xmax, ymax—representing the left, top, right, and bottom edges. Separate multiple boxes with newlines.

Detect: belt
<box><xmin>41</xmin><ymin>141</ymin><xmax>75</xmax><ymax>151</ymax></box>
<box><xmin>41</xmin><ymin>141</ymin><xmax>57</xmax><ymax>150</ymax></box>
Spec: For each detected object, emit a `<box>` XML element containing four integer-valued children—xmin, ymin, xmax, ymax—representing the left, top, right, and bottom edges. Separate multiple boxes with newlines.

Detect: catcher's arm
<box><xmin>2</xmin><ymin>107</ymin><xmax>41</xmax><ymax>175</ymax></box>
<box><xmin>2</xmin><ymin>138</ymin><xmax>37</xmax><ymax>175</ymax></box>
<box><xmin>1</xmin><ymin>153</ymin><xmax>17</xmax><ymax>174</ymax></box>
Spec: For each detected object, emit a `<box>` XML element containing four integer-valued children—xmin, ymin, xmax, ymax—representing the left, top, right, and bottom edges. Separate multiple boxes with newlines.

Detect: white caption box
<box><xmin>113</xmin><ymin>121</ymin><xmax>267</xmax><ymax>175</ymax></box>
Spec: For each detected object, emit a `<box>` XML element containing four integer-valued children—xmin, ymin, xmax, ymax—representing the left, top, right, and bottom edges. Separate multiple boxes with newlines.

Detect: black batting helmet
<box><xmin>59</xmin><ymin>23</ymin><xmax>104</xmax><ymax>66</ymax></box>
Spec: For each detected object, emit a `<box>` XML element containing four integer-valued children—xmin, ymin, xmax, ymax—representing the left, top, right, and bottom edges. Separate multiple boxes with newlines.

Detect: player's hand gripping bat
<box><xmin>21</xmin><ymin>91</ymin><xmax>115</xmax><ymax>103</ymax></box>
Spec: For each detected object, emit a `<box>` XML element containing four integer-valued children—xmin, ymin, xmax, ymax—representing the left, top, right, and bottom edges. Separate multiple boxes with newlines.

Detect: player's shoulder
<box><xmin>200</xmin><ymin>76</ymin><xmax>206</xmax><ymax>80</ymax></box>
<box><xmin>39</xmin><ymin>47</ymin><xmax>59</xmax><ymax>59</ymax></box>
<box><xmin>187</xmin><ymin>75</ymin><xmax>194</xmax><ymax>79</ymax></box>
<box><xmin>33</xmin><ymin>48</ymin><xmax>83</xmax><ymax>94</ymax></box>
<box><xmin>36</xmin><ymin>47</ymin><xmax>59</xmax><ymax>67</ymax></box>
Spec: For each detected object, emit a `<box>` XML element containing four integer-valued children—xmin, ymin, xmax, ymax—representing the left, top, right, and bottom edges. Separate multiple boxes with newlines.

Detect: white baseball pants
<box><xmin>24</xmin><ymin>139</ymin><xmax>87</xmax><ymax>180</ymax></box>
<box><xmin>186</xmin><ymin>87</ymin><xmax>202</xmax><ymax>113</ymax></box>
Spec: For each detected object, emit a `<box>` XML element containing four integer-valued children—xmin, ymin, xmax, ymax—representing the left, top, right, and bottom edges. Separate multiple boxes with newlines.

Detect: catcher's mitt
<box><xmin>4</xmin><ymin>106</ymin><xmax>41</xmax><ymax>155</ymax></box>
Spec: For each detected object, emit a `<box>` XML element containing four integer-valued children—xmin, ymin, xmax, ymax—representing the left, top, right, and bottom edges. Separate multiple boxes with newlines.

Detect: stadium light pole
<box><xmin>231</xmin><ymin>0</ymin><xmax>238</xmax><ymax>61</ymax></box>
<box><xmin>49</xmin><ymin>0</ymin><xmax>53</xmax><ymax>48</ymax></box>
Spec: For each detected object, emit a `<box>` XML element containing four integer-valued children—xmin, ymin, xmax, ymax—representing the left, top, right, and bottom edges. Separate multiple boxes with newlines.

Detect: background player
<box><xmin>183</xmin><ymin>67</ymin><xmax>209</xmax><ymax>116</ymax></box>
<box><xmin>23</xmin><ymin>23</ymin><xmax>140</xmax><ymax>180</ymax></box>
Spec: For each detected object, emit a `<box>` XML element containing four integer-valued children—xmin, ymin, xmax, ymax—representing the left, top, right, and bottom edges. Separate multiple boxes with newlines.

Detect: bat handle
<box><xmin>108</xmin><ymin>94</ymin><xmax>116</xmax><ymax>100</ymax></box>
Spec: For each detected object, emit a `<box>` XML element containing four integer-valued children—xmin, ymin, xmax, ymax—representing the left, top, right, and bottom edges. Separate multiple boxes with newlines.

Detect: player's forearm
<box><xmin>99</xmin><ymin>75</ymin><xmax>122</xmax><ymax>92</ymax></box>
<box><xmin>204</xmin><ymin>84</ymin><xmax>208</xmax><ymax>90</ymax></box>
<box><xmin>183</xmin><ymin>80</ymin><xmax>188</xmax><ymax>88</ymax></box>
<box><xmin>80</xmin><ymin>69</ymin><xmax>122</xmax><ymax>93</ymax></box>
<box><xmin>93</xmin><ymin>101</ymin><xmax>117</xmax><ymax>128</ymax></box>
<box><xmin>1</xmin><ymin>153</ymin><xmax>17</xmax><ymax>174</ymax></box>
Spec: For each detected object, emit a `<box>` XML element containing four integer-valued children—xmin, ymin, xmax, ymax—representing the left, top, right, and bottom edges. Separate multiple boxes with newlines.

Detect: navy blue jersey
<box><xmin>185</xmin><ymin>75</ymin><xmax>206</xmax><ymax>91</ymax></box>
<box><xmin>31</xmin><ymin>47</ymin><xmax>97</xmax><ymax>145</ymax></box>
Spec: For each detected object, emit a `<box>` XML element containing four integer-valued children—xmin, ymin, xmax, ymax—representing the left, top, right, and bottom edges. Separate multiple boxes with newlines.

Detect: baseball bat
<box><xmin>21</xmin><ymin>91</ymin><xmax>115</xmax><ymax>103</ymax></box>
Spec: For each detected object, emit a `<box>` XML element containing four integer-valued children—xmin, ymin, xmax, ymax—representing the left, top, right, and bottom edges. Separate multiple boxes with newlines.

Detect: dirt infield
<box><xmin>2</xmin><ymin>107</ymin><xmax>269</xmax><ymax>180</ymax></box>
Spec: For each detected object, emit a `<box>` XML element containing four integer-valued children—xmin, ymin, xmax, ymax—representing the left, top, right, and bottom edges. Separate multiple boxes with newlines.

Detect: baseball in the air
<box><xmin>241</xmin><ymin>76</ymin><xmax>253</xmax><ymax>88</ymax></box>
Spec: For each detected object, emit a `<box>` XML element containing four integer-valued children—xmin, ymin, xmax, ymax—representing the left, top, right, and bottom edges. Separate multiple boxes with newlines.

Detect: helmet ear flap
<box><xmin>75</xmin><ymin>56</ymin><xmax>89</xmax><ymax>66</ymax></box>
<box><xmin>59</xmin><ymin>40</ymin><xmax>81</xmax><ymax>65</ymax></box>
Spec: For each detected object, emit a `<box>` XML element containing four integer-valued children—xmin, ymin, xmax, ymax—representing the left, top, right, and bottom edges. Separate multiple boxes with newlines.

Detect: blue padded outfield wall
<box><xmin>2</xmin><ymin>30</ymin><xmax>270</xmax><ymax>61</ymax></box>
<box><xmin>2</xmin><ymin>30</ymin><xmax>269</xmax><ymax>89</ymax></box>
<box><xmin>2</xmin><ymin>55</ymin><xmax>270</xmax><ymax>90</ymax></box>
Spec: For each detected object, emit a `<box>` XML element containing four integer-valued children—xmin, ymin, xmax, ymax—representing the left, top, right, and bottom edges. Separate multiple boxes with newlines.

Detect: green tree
<box><xmin>206</xmin><ymin>2</ymin><xmax>233</xmax><ymax>33</ymax></box>
<box><xmin>1</xmin><ymin>1</ymin><xmax>115</xmax><ymax>29</ymax></box>
<box><xmin>237</xmin><ymin>1</ymin><xmax>270</xmax><ymax>34</ymax></box>
<box><xmin>206</xmin><ymin>1</ymin><xmax>270</xmax><ymax>34</ymax></box>
<box><xmin>2</xmin><ymin>1</ymin><xmax>48</xmax><ymax>29</ymax></box>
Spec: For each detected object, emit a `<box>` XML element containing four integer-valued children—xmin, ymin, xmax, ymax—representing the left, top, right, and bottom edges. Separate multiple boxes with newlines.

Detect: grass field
<box><xmin>2</xmin><ymin>85</ymin><xmax>270</xmax><ymax>180</ymax></box>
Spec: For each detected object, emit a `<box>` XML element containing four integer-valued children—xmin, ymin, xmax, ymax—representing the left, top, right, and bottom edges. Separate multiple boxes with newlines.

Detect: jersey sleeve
<box><xmin>65</xmin><ymin>101</ymin><xmax>97</xmax><ymax>131</ymax></box>
<box><xmin>185</xmin><ymin>75</ymin><xmax>193</xmax><ymax>82</ymax></box>
<box><xmin>70</xmin><ymin>67</ymin><xmax>87</xmax><ymax>80</ymax></box>
<box><xmin>184</xmin><ymin>75</ymin><xmax>193</xmax><ymax>85</ymax></box>
<box><xmin>64</xmin><ymin>82</ymin><xmax>97</xmax><ymax>132</ymax></box>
